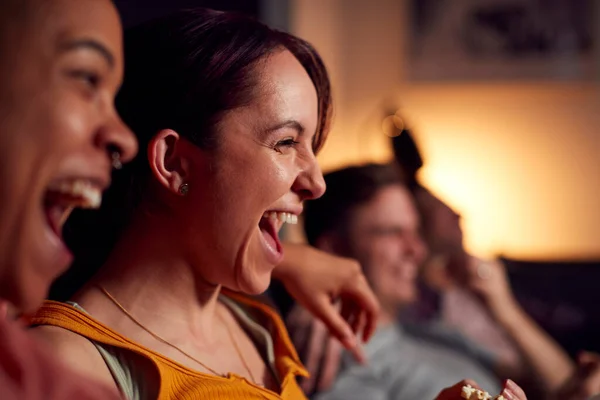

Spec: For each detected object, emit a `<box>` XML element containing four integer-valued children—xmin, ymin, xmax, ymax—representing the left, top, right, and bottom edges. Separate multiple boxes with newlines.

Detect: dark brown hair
<box><xmin>304</xmin><ymin>163</ymin><xmax>406</xmax><ymax>246</ymax></box>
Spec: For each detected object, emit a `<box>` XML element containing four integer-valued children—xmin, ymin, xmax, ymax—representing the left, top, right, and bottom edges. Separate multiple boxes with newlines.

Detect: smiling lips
<box><xmin>43</xmin><ymin>178</ymin><xmax>105</xmax><ymax>238</ymax></box>
<box><xmin>258</xmin><ymin>210</ymin><xmax>299</xmax><ymax>265</ymax></box>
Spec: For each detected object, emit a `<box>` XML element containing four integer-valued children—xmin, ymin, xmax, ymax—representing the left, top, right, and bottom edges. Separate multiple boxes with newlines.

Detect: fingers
<box><xmin>346</xmin><ymin>273</ymin><xmax>380</xmax><ymax>342</ymax></box>
<box><xmin>300</xmin><ymin>318</ymin><xmax>329</xmax><ymax>394</ymax></box>
<box><xmin>502</xmin><ymin>379</ymin><xmax>527</xmax><ymax>400</ymax></box>
<box><xmin>352</xmin><ymin>312</ymin><xmax>366</xmax><ymax>341</ymax></box>
<box><xmin>312</xmin><ymin>296</ymin><xmax>357</xmax><ymax>350</ymax></box>
<box><xmin>317</xmin><ymin>336</ymin><xmax>344</xmax><ymax>392</ymax></box>
<box><xmin>346</xmin><ymin>338</ymin><xmax>366</xmax><ymax>365</ymax></box>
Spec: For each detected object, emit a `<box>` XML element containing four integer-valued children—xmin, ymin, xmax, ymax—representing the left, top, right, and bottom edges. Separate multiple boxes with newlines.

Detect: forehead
<box><xmin>16</xmin><ymin>0</ymin><xmax>122</xmax><ymax>67</ymax></box>
<box><xmin>351</xmin><ymin>185</ymin><xmax>419</xmax><ymax>229</ymax></box>
<box><xmin>248</xmin><ymin>50</ymin><xmax>317</xmax><ymax>123</ymax></box>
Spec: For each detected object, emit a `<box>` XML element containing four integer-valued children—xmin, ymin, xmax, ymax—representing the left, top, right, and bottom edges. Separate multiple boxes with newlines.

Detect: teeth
<box><xmin>262</xmin><ymin>211</ymin><xmax>298</xmax><ymax>225</ymax></box>
<box><xmin>47</xmin><ymin>179</ymin><xmax>102</xmax><ymax>209</ymax></box>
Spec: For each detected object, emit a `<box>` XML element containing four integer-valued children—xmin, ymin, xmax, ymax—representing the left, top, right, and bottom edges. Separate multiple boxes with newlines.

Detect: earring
<box><xmin>179</xmin><ymin>183</ymin><xmax>189</xmax><ymax>196</ymax></box>
<box><xmin>111</xmin><ymin>152</ymin><xmax>122</xmax><ymax>170</ymax></box>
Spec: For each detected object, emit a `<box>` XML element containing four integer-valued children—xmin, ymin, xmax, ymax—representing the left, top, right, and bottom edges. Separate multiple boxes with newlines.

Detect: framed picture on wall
<box><xmin>407</xmin><ymin>0</ymin><xmax>597</xmax><ymax>81</ymax></box>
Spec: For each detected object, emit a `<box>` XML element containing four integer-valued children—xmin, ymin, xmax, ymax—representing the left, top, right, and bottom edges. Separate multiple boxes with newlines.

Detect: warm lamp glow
<box><xmin>317</xmin><ymin>85</ymin><xmax>600</xmax><ymax>261</ymax></box>
<box><xmin>402</xmin><ymin>84</ymin><xmax>600</xmax><ymax>260</ymax></box>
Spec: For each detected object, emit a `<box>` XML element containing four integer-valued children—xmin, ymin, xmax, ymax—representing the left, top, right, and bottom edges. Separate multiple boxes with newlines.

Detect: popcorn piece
<box><xmin>460</xmin><ymin>385</ymin><xmax>492</xmax><ymax>400</ymax></box>
<box><xmin>478</xmin><ymin>390</ymin><xmax>491</xmax><ymax>400</ymax></box>
<box><xmin>461</xmin><ymin>385</ymin><xmax>477</xmax><ymax>399</ymax></box>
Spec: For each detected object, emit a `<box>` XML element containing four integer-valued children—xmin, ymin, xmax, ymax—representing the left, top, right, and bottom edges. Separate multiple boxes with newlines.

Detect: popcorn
<box><xmin>461</xmin><ymin>384</ymin><xmax>505</xmax><ymax>400</ymax></box>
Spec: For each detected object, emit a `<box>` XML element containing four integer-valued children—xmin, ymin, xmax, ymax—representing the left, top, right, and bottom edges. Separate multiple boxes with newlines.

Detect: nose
<box><xmin>291</xmin><ymin>158</ymin><xmax>326</xmax><ymax>201</ymax></box>
<box><xmin>95</xmin><ymin>111</ymin><xmax>138</xmax><ymax>164</ymax></box>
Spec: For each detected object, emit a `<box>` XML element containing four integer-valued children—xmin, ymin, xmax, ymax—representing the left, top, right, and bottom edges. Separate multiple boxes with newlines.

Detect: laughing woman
<box><xmin>30</xmin><ymin>8</ymin><xmax>330</xmax><ymax>399</ymax></box>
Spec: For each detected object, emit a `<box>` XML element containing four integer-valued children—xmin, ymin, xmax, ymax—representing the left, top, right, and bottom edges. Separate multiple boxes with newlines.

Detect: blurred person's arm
<box><xmin>0</xmin><ymin>317</ymin><xmax>121</xmax><ymax>400</ymax></box>
<box><xmin>553</xmin><ymin>352</ymin><xmax>600</xmax><ymax>400</ymax></box>
<box><xmin>272</xmin><ymin>243</ymin><xmax>380</xmax><ymax>363</ymax></box>
<box><xmin>464</xmin><ymin>257</ymin><xmax>574</xmax><ymax>393</ymax></box>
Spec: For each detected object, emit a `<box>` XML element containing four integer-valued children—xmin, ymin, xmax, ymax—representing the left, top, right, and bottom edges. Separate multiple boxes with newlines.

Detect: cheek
<box><xmin>218</xmin><ymin>150</ymin><xmax>297</xmax><ymax>211</ymax></box>
<box><xmin>370</xmin><ymin>239</ymin><xmax>399</xmax><ymax>265</ymax></box>
<box><xmin>52</xmin><ymin>93</ymin><xmax>93</xmax><ymax>144</ymax></box>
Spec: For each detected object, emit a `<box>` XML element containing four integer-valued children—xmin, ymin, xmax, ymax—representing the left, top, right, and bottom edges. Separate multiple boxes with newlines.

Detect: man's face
<box><xmin>345</xmin><ymin>185</ymin><xmax>426</xmax><ymax>310</ymax></box>
<box><xmin>0</xmin><ymin>0</ymin><xmax>137</xmax><ymax>312</ymax></box>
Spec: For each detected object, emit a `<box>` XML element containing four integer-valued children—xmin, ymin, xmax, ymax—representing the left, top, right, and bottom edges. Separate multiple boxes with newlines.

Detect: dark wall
<box><xmin>504</xmin><ymin>258</ymin><xmax>600</xmax><ymax>358</ymax></box>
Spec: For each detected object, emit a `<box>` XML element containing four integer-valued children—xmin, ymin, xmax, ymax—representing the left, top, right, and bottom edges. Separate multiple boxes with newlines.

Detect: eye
<box><xmin>274</xmin><ymin>138</ymin><xmax>300</xmax><ymax>153</ymax></box>
<box><xmin>67</xmin><ymin>69</ymin><xmax>101</xmax><ymax>90</ymax></box>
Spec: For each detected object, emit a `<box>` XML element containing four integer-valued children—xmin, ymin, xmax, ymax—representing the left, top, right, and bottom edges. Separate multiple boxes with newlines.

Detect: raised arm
<box><xmin>465</xmin><ymin>257</ymin><xmax>574</xmax><ymax>393</ymax></box>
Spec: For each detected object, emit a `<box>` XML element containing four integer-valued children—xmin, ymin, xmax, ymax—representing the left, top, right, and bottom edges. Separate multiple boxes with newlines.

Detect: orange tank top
<box><xmin>29</xmin><ymin>291</ymin><xmax>308</xmax><ymax>400</ymax></box>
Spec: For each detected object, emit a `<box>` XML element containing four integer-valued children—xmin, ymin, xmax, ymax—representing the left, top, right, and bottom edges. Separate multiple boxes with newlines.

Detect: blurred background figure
<box><xmin>392</xmin><ymin>129</ymin><xmax>523</xmax><ymax>372</ymax></box>
<box><xmin>297</xmin><ymin>163</ymin><xmax>571</xmax><ymax>400</ymax></box>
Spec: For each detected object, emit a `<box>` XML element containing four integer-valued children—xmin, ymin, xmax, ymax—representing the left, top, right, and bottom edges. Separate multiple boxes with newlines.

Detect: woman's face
<box><xmin>0</xmin><ymin>0</ymin><xmax>137</xmax><ymax>312</ymax></box>
<box><xmin>182</xmin><ymin>50</ymin><xmax>326</xmax><ymax>294</ymax></box>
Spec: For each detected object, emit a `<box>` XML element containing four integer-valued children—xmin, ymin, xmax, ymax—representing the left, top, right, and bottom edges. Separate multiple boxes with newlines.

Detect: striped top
<box><xmin>29</xmin><ymin>291</ymin><xmax>308</xmax><ymax>400</ymax></box>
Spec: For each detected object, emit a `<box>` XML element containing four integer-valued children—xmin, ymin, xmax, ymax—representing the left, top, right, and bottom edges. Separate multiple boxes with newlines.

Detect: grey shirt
<box><xmin>315</xmin><ymin>323</ymin><xmax>501</xmax><ymax>400</ymax></box>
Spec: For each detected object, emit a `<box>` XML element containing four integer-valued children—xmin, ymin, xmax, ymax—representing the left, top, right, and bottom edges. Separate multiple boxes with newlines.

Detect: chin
<box><xmin>236</xmin><ymin>270</ymin><xmax>274</xmax><ymax>296</ymax></box>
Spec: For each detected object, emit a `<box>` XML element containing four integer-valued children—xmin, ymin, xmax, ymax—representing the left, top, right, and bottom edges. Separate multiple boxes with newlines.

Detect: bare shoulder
<box><xmin>30</xmin><ymin>325</ymin><xmax>117</xmax><ymax>389</ymax></box>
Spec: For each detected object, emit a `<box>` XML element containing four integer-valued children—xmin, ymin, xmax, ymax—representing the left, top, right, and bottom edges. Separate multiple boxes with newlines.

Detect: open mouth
<box><xmin>43</xmin><ymin>179</ymin><xmax>104</xmax><ymax>240</ymax></box>
<box><xmin>258</xmin><ymin>211</ymin><xmax>299</xmax><ymax>264</ymax></box>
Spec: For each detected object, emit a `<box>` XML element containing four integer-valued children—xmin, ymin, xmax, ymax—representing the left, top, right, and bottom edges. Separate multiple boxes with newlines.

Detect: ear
<box><xmin>147</xmin><ymin>129</ymin><xmax>191</xmax><ymax>195</ymax></box>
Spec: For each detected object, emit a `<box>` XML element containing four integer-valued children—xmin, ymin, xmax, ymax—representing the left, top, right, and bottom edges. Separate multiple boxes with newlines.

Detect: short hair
<box><xmin>304</xmin><ymin>163</ymin><xmax>406</xmax><ymax>246</ymax></box>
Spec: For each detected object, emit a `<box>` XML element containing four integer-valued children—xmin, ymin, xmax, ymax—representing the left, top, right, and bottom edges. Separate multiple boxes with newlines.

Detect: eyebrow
<box><xmin>264</xmin><ymin>120</ymin><xmax>305</xmax><ymax>135</ymax></box>
<box><xmin>59</xmin><ymin>39</ymin><xmax>115</xmax><ymax>68</ymax></box>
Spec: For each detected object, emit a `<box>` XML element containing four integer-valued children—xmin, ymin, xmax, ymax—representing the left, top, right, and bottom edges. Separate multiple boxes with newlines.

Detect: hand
<box><xmin>462</xmin><ymin>256</ymin><xmax>516</xmax><ymax>312</ymax></box>
<box><xmin>274</xmin><ymin>243</ymin><xmax>380</xmax><ymax>361</ymax></box>
<box><xmin>436</xmin><ymin>379</ymin><xmax>527</xmax><ymax>400</ymax></box>
<box><xmin>287</xmin><ymin>304</ymin><xmax>343</xmax><ymax>394</ymax></box>
<box><xmin>554</xmin><ymin>352</ymin><xmax>600</xmax><ymax>400</ymax></box>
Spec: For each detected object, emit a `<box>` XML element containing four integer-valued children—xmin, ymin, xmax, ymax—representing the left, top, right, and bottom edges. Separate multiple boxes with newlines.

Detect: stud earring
<box><xmin>111</xmin><ymin>152</ymin><xmax>122</xmax><ymax>170</ymax></box>
<box><xmin>179</xmin><ymin>183</ymin><xmax>189</xmax><ymax>196</ymax></box>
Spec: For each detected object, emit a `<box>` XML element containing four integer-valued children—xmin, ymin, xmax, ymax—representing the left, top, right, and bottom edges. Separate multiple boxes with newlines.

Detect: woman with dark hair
<box><xmin>29</xmin><ymin>8</ymin><xmax>335</xmax><ymax>399</ymax></box>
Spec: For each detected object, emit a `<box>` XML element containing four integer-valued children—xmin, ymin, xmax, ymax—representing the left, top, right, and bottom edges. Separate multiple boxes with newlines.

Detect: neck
<box><xmin>377</xmin><ymin>301</ymin><xmax>401</xmax><ymax>328</ymax></box>
<box><xmin>77</xmin><ymin>211</ymin><xmax>222</xmax><ymax>343</ymax></box>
